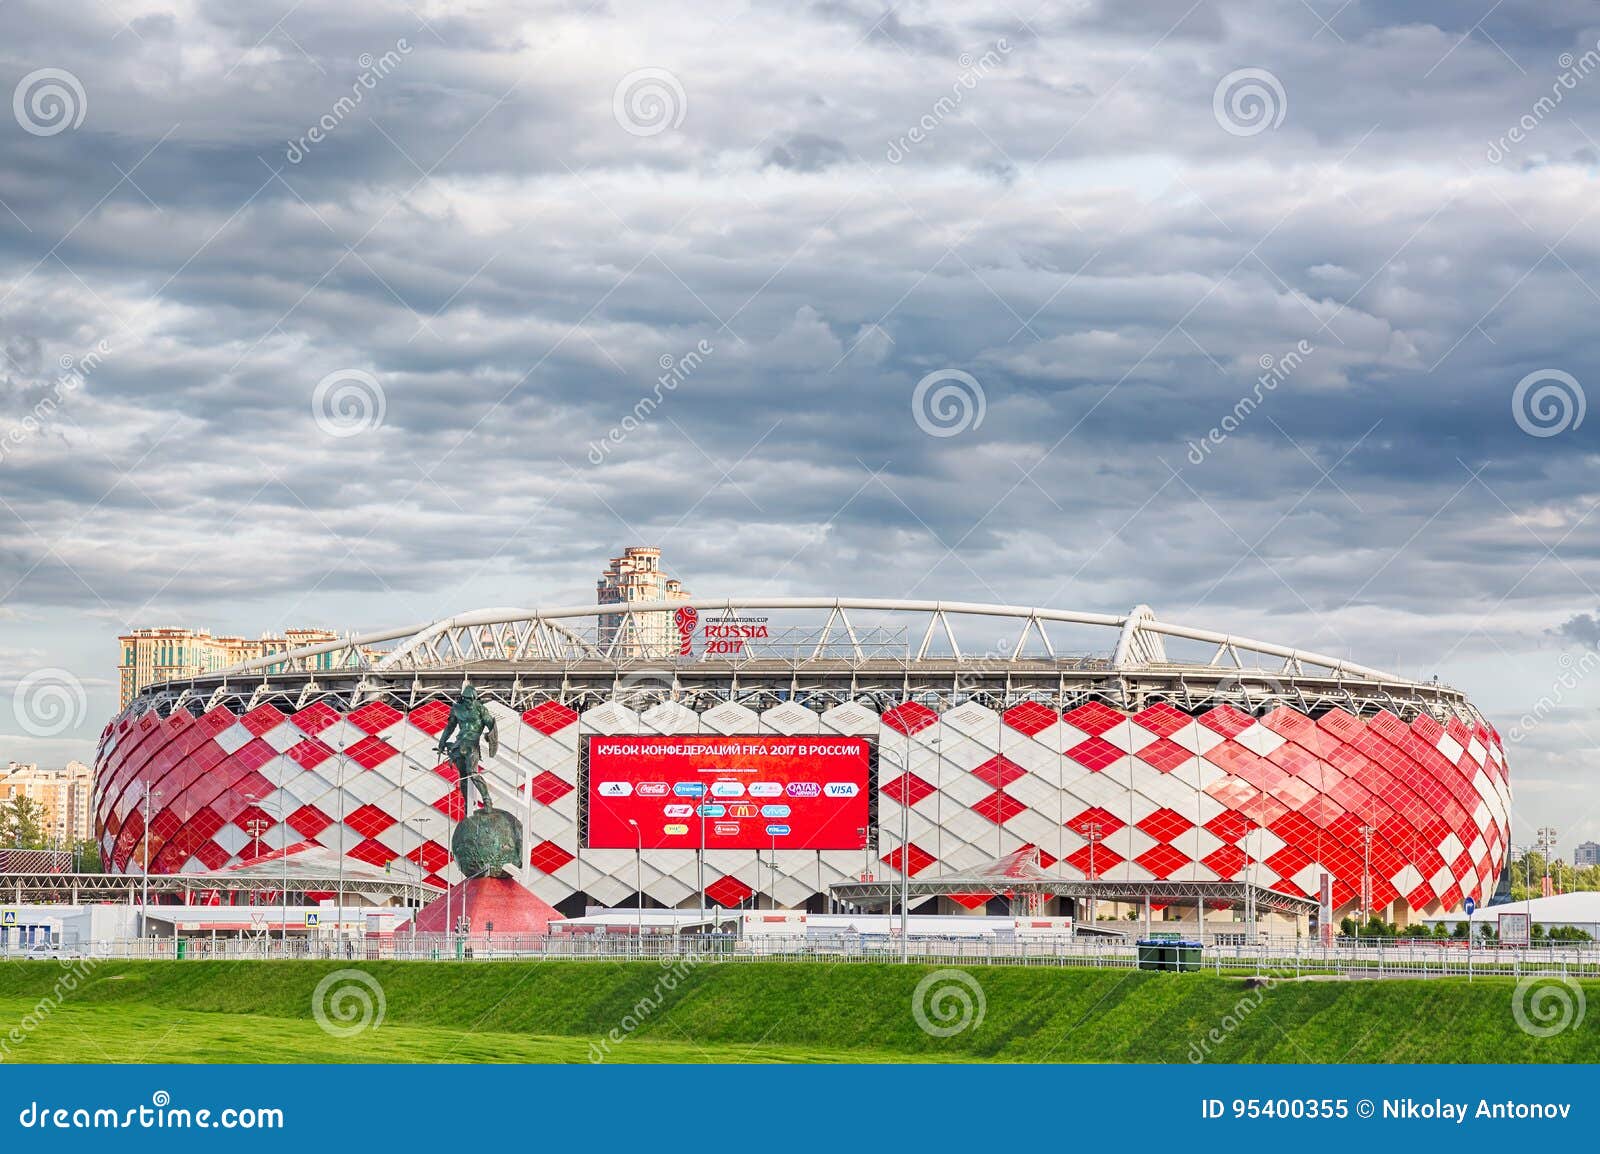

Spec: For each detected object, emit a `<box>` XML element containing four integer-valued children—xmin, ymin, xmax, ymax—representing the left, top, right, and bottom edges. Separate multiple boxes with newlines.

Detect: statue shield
<box><xmin>484</xmin><ymin>724</ymin><xmax>499</xmax><ymax>759</ymax></box>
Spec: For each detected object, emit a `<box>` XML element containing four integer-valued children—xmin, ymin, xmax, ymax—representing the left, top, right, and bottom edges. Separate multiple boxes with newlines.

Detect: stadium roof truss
<box><xmin>128</xmin><ymin>598</ymin><xmax>1479</xmax><ymax>727</ymax></box>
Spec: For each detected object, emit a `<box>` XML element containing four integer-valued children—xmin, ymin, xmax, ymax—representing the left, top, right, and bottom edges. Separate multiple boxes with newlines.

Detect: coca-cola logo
<box><xmin>674</xmin><ymin>605</ymin><xmax>698</xmax><ymax>656</ymax></box>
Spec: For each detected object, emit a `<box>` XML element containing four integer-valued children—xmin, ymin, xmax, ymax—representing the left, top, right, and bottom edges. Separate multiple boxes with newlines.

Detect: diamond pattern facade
<box><xmin>93</xmin><ymin>697</ymin><xmax>1510</xmax><ymax>917</ymax></box>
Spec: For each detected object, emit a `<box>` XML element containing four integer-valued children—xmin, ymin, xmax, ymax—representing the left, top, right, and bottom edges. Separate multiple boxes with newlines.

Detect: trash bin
<box><xmin>175</xmin><ymin>939</ymin><xmax>187</xmax><ymax>960</ymax></box>
<box><xmin>1136</xmin><ymin>939</ymin><xmax>1202</xmax><ymax>971</ymax></box>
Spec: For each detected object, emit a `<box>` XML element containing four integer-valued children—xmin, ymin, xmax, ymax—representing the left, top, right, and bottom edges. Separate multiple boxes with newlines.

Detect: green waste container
<box><xmin>175</xmin><ymin>939</ymin><xmax>187</xmax><ymax>960</ymax></box>
<box><xmin>1136</xmin><ymin>939</ymin><xmax>1201</xmax><ymax>971</ymax></box>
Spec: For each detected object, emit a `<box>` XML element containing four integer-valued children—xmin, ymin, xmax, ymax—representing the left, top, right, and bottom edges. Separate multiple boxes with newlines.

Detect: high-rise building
<box><xmin>117</xmin><ymin>626</ymin><xmax>341</xmax><ymax>708</ymax></box>
<box><xmin>1575</xmin><ymin>841</ymin><xmax>1600</xmax><ymax>867</ymax></box>
<box><xmin>0</xmin><ymin>761</ymin><xmax>93</xmax><ymax>846</ymax></box>
<box><xmin>595</xmin><ymin>546</ymin><xmax>690</xmax><ymax>659</ymax></box>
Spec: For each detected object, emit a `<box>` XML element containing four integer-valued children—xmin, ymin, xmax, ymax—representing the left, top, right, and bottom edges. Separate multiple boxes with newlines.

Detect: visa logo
<box><xmin>824</xmin><ymin>782</ymin><xmax>859</xmax><ymax>798</ymax></box>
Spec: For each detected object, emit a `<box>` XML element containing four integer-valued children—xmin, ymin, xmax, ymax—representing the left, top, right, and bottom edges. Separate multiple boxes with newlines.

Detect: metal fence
<box><xmin>20</xmin><ymin>933</ymin><xmax>1600</xmax><ymax>979</ymax></box>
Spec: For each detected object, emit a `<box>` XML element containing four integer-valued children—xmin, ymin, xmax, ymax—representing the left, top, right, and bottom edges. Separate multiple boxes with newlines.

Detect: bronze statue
<box><xmin>435</xmin><ymin>683</ymin><xmax>497</xmax><ymax>811</ymax></box>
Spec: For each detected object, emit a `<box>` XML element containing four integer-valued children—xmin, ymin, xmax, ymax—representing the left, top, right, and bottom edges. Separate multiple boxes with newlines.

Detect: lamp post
<box><xmin>1083</xmin><ymin>822</ymin><xmax>1103</xmax><ymax>927</ymax></box>
<box><xmin>1359</xmin><ymin>824</ymin><xmax>1375</xmax><ymax>926</ymax></box>
<box><xmin>628</xmin><ymin>819</ymin><xmax>642</xmax><ymax>947</ymax></box>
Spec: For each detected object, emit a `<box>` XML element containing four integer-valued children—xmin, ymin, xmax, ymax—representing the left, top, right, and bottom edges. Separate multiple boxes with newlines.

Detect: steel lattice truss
<box><xmin>0</xmin><ymin>872</ymin><xmax>417</xmax><ymax>904</ymax></box>
<box><xmin>829</xmin><ymin>877</ymin><xmax>1319</xmax><ymax>916</ymax></box>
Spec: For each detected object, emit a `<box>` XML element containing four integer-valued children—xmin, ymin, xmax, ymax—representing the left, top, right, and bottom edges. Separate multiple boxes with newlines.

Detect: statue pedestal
<box><xmin>409</xmin><ymin>875</ymin><xmax>564</xmax><ymax>937</ymax></box>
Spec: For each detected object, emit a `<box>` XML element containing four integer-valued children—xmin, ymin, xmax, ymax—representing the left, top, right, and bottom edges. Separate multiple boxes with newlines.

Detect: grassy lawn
<box><xmin>0</xmin><ymin>959</ymin><xmax>1590</xmax><ymax>1064</ymax></box>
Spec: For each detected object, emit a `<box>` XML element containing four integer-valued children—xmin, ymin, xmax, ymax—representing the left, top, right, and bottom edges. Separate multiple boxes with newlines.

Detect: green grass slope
<box><xmin>0</xmin><ymin>959</ymin><xmax>1590</xmax><ymax>1064</ymax></box>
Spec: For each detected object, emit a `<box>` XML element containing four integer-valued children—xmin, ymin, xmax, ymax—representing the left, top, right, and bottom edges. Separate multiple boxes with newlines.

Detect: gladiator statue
<box><xmin>435</xmin><ymin>684</ymin><xmax>497</xmax><ymax>811</ymax></box>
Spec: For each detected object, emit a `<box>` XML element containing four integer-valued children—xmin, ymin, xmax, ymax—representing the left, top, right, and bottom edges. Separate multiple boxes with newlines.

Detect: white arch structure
<box><xmin>210</xmin><ymin>598</ymin><xmax>1412</xmax><ymax>685</ymax></box>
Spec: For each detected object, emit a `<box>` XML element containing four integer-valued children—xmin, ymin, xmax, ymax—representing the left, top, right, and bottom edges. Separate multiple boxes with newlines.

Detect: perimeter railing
<box><xmin>17</xmin><ymin>934</ymin><xmax>1600</xmax><ymax>979</ymax></box>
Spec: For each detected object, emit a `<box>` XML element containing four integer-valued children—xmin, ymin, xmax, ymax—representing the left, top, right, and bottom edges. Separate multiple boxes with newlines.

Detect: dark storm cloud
<box><xmin>1</xmin><ymin>0</ymin><xmax>1598</xmax><ymax>841</ymax></box>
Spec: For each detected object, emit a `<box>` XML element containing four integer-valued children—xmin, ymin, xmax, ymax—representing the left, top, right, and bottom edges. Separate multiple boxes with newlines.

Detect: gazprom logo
<box><xmin>710</xmin><ymin>781</ymin><xmax>745</xmax><ymax>798</ymax></box>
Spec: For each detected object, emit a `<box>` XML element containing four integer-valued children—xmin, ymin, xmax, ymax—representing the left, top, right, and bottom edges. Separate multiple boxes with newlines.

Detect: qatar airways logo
<box><xmin>786</xmin><ymin>781</ymin><xmax>821</xmax><ymax>798</ymax></box>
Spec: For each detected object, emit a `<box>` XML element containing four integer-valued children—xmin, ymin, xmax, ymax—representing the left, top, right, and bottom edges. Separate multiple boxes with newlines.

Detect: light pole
<box><xmin>628</xmin><ymin>819</ymin><xmax>642</xmax><ymax>946</ymax></box>
<box><xmin>1084</xmin><ymin>822</ymin><xmax>1103</xmax><ymax>927</ymax></box>
<box><xmin>1538</xmin><ymin>827</ymin><xmax>1558</xmax><ymax>897</ymax></box>
<box><xmin>1359</xmin><ymin>824</ymin><xmax>1375</xmax><ymax>926</ymax></box>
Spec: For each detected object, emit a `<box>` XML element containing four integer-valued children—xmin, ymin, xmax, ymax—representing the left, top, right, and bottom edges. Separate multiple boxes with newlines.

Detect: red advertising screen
<box><xmin>586</xmin><ymin>735</ymin><xmax>871</xmax><ymax>851</ymax></box>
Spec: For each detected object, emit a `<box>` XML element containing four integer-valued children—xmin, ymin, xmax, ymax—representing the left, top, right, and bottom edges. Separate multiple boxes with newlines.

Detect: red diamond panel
<box><xmin>1199</xmin><ymin>704</ymin><xmax>1255</xmax><ymax>738</ymax></box>
<box><xmin>526</xmin><ymin>771</ymin><xmax>574</xmax><ymax>805</ymax></box>
<box><xmin>881</xmin><ymin>843</ymin><xmax>936</xmax><ymax>876</ymax></box>
<box><xmin>972</xmin><ymin>790</ymin><xmax>1026</xmax><ymax>825</ymax></box>
<box><xmin>881</xmin><ymin>772</ymin><xmax>936</xmax><ymax>807</ymax></box>
<box><xmin>1062</xmin><ymin>701</ymin><xmax>1125</xmax><ymax>736</ymax></box>
<box><xmin>971</xmin><ymin>755</ymin><xmax>1027</xmax><ymax>788</ymax></box>
<box><xmin>287</xmin><ymin>738</ymin><xmax>334</xmax><ymax>769</ymax></box>
<box><xmin>1136</xmin><ymin>737</ymin><xmax>1192</xmax><ymax>774</ymax></box>
<box><xmin>881</xmin><ymin>701</ymin><xmax>939</xmax><ymax>735</ymax></box>
<box><xmin>408</xmin><ymin>700</ymin><xmax>451</xmax><ymax>736</ymax></box>
<box><xmin>1064</xmin><ymin>843</ymin><xmax>1123</xmax><ymax>878</ymax></box>
<box><xmin>1065</xmin><ymin>736</ymin><xmax>1122</xmax><ymax>771</ymax></box>
<box><xmin>348</xmin><ymin>700</ymin><xmax>403</xmax><ymax>734</ymax></box>
<box><xmin>346</xmin><ymin>803</ymin><xmax>396</xmax><ymax>838</ymax></box>
<box><xmin>1137</xmin><ymin>808</ymin><xmax>1194</xmax><ymax>843</ymax></box>
<box><xmin>406</xmin><ymin>840</ymin><xmax>450</xmax><ymax>872</ymax></box>
<box><xmin>290</xmin><ymin>702</ymin><xmax>340</xmax><ymax>735</ymax></box>
<box><xmin>1002</xmin><ymin>701</ymin><xmax>1058</xmax><ymax>736</ymax></box>
<box><xmin>287</xmin><ymin>805</ymin><xmax>333</xmax><ymax>838</ymax></box>
<box><xmin>345</xmin><ymin>735</ymin><xmax>398</xmax><ymax>769</ymax></box>
<box><xmin>433</xmin><ymin>791</ymin><xmax>466</xmax><ymax>821</ymax></box>
<box><xmin>348</xmin><ymin>838</ymin><xmax>397</xmax><ymax>867</ymax></box>
<box><xmin>1132</xmin><ymin>702</ymin><xmax>1191</xmax><ymax>738</ymax></box>
<box><xmin>239</xmin><ymin>703</ymin><xmax>286</xmax><ymax>736</ymax></box>
<box><xmin>1065</xmin><ymin>807</ymin><xmax>1125</xmax><ymax>838</ymax></box>
<box><xmin>1136</xmin><ymin>843</ymin><xmax>1191</xmax><ymax>880</ymax></box>
<box><xmin>705</xmin><ymin>875</ymin><xmax>754</xmax><ymax>908</ymax></box>
<box><xmin>529</xmin><ymin>840</ymin><xmax>574</xmax><ymax>874</ymax></box>
<box><xmin>522</xmin><ymin>700</ymin><xmax>579</xmax><ymax>735</ymax></box>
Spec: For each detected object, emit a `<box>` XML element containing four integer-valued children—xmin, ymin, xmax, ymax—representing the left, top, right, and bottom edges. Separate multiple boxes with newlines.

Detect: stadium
<box><xmin>93</xmin><ymin>598</ymin><xmax>1511</xmax><ymax>929</ymax></box>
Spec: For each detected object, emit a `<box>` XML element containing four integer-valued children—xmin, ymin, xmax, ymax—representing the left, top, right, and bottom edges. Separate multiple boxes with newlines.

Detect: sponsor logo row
<box><xmin>661</xmin><ymin>822</ymin><xmax>792</xmax><ymax>837</ymax></box>
<box><xmin>596</xmin><ymin>780</ymin><xmax>859</xmax><ymax>799</ymax></box>
<box><xmin>658</xmin><ymin>803</ymin><xmax>791</xmax><ymax>819</ymax></box>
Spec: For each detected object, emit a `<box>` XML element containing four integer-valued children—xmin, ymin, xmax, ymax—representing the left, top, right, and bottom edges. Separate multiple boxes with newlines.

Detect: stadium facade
<box><xmin>93</xmin><ymin>599</ymin><xmax>1511</xmax><ymax>923</ymax></box>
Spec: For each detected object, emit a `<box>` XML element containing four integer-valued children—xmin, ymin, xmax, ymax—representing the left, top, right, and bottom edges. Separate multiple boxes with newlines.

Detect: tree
<box><xmin>0</xmin><ymin>796</ymin><xmax>47</xmax><ymax>850</ymax></box>
<box><xmin>70</xmin><ymin>838</ymin><xmax>101</xmax><ymax>872</ymax></box>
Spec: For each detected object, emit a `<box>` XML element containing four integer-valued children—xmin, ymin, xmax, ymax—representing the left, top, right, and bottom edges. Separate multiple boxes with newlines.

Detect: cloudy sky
<box><xmin>1</xmin><ymin>0</ymin><xmax>1597</xmax><ymax>849</ymax></box>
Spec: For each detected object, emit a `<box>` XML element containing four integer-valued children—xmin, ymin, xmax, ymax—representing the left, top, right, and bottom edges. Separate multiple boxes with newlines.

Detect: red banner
<box><xmin>587</xmin><ymin>735</ymin><xmax>870</xmax><ymax>850</ymax></box>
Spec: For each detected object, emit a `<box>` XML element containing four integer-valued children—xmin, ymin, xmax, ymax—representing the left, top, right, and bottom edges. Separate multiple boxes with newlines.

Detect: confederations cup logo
<box><xmin>674</xmin><ymin>606</ymin><xmax>698</xmax><ymax>656</ymax></box>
